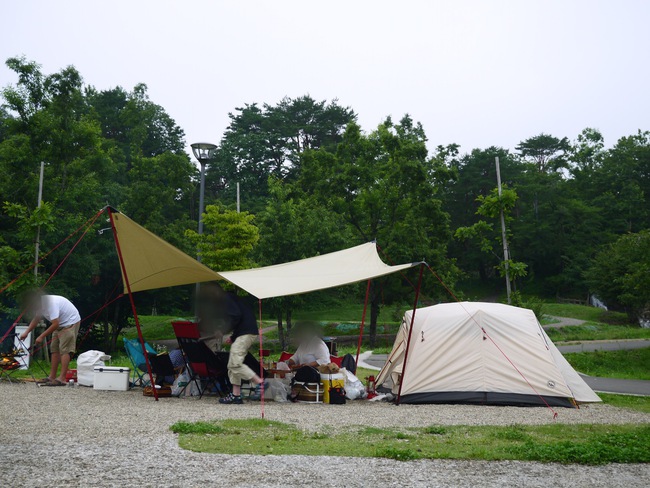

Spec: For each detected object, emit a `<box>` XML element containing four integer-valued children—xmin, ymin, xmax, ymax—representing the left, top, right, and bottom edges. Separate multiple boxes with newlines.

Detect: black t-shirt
<box><xmin>227</xmin><ymin>292</ymin><xmax>258</xmax><ymax>340</ymax></box>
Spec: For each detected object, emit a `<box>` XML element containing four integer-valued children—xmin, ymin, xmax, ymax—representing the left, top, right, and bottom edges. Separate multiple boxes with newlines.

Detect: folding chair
<box><xmin>123</xmin><ymin>337</ymin><xmax>157</xmax><ymax>387</ymax></box>
<box><xmin>171</xmin><ymin>321</ymin><xmax>227</xmax><ymax>398</ymax></box>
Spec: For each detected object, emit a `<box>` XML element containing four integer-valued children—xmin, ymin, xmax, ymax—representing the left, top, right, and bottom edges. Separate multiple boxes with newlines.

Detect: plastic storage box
<box><xmin>93</xmin><ymin>366</ymin><xmax>130</xmax><ymax>391</ymax></box>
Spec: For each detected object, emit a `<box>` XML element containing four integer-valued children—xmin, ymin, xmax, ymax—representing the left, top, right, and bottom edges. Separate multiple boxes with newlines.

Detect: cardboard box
<box><xmin>93</xmin><ymin>366</ymin><xmax>130</xmax><ymax>391</ymax></box>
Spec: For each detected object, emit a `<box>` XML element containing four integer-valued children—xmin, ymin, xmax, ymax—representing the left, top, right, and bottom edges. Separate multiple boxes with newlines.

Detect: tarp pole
<box><xmin>108</xmin><ymin>208</ymin><xmax>158</xmax><ymax>401</ymax></box>
<box><xmin>396</xmin><ymin>263</ymin><xmax>424</xmax><ymax>405</ymax></box>
<box><xmin>258</xmin><ymin>298</ymin><xmax>265</xmax><ymax>419</ymax></box>
<box><xmin>355</xmin><ymin>279</ymin><xmax>371</xmax><ymax>366</ymax></box>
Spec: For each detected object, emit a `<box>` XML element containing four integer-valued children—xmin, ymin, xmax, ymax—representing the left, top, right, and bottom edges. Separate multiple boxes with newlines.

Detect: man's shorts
<box><xmin>51</xmin><ymin>322</ymin><xmax>80</xmax><ymax>355</ymax></box>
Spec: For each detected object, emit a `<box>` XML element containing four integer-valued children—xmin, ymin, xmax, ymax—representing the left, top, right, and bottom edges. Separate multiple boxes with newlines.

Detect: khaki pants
<box><xmin>51</xmin><ymin>322</ymin><xmax>80</xmax><ymax>355</ymax></box>
<box><xmin>228</xmin><ymin>334</ymin><xmax>257</xmax><ymax>386</ymax></box>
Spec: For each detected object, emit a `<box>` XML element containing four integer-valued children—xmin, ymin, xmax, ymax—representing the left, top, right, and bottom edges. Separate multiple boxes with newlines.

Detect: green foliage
<box><xmin>545</xmin><ymin>323</ymin><xmax>650</xmax><ymax>342</ymax></box>
<box><xmin>172</xmin><ymin>419</ymin><xmax>650</xmax><ymax>465</ymax></box>
<box><xmin>185</xmin><ymin>204</ymin><xmax>259</xmax><ymax>272</ymax></box>
<box><xmin>563</xmin><ymin>347</ymin><xmax>650</xmax><ymax>381</ymax></box>
<box><xmin>585</xmin><ymin>230</ymin><xmax>650</xmax><ymax>322</ymax></box>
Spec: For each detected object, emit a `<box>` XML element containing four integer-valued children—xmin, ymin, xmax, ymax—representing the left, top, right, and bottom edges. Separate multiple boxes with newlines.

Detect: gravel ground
<box><xmin>1</xmin><ymin>382</ymin><xmax>649</xmax><ymax>487</ymax></box>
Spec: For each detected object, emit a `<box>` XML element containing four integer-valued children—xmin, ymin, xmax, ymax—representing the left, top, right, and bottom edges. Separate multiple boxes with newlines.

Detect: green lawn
<box><xmin>170</xmin><ymin>419</ymin><xmax>650</xmax><ymax>465</ymax></box>
<box><xmin>599</xmin><ymin>393</ymin><xmax>650</xmax><ymax>414</ymax></box>
<box><xmin>543</xmin><ymin>303</ymin><xmax>631</xmax><ymax>324</ymax></box>
<box><xmin>121</xmin><ymin>315</ymin><xmax>186</xmax><ymax>341</ymax></box>
<box><xmin>546</xmin><ymin>323</ymin><xmax>650</xmax><ymax>342</ymax></box>
<box><xmin>564</xmin><ymin>347</ymin><xmax>650</xmax><ymax>381</ymax></box>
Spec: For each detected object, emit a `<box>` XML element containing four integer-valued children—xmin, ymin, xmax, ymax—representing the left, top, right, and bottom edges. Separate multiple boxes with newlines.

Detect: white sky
<box><xmin>2</xmin><ymin>1</ymin><xmax>649</xmax><ymax>157</ymax></box>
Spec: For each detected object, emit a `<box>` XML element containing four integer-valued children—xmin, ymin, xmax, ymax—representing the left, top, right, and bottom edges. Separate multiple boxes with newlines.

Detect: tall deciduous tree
<box><xmin>300</xmin><ymin>116</ymin><xmax>457</xmax><ymax>345</ymax></box>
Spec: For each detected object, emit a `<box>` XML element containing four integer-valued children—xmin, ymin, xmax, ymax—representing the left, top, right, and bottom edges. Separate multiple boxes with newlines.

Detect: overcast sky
<box><xmin>2</xmin><ymin>1</ymin><xmax>649</xmax><ymax>157</ymax></box>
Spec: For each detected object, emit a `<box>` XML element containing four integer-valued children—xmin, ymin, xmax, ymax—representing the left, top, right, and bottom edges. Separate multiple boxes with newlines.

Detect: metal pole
<box><xmin>108</xmin><ymin>208</ymin><xmax>159</xmax><ymax>401</ymax></box>
<box><xmin>236</xmin><ymin>182</ymin><xmax>240</xmax><ymax>213</ymax></box>
<box><xmin>195</xmin><ymin>161</ymin><xmax>207</xmax><ymax>312</ymax></box>
<box><xmin>34</xmin><ymin>161</ymin><xmax>44</xmax><ymax>279</ymax></box>
<box><xmin>355</xmin><ymin>280</ymin><xmax>371</xmax><ymax>367</ymax></box>
<box><xmin>396</xmin><ymin>263</ymin><xmax>424</xmax><ymax>405</ymax></box>
<box><xmin>495</xmin><ymin>157</ymin><xmax>512</xmax><ymax>304</ymax></box>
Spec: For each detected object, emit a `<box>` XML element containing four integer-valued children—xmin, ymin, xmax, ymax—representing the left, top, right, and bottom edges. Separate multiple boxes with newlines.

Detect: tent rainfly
<box><xmin>376</xmin><ymin>302</ymin><xmax>602</xmax><ymax>407</ymax></box>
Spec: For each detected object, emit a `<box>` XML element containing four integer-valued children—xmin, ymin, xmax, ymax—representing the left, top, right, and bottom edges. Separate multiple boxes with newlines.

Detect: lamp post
<box><xmin>190</xmin><ymin>143</ymin><xmax>217</xmax><ymax>317</ymax></box>
<box><xmin>191</xmin><ymin>142</ymin><xmax>218</xmax><ymax>242</ymax></box>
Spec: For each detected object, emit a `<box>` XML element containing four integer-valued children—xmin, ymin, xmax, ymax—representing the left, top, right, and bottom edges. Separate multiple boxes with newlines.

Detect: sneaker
<box><xmin>250</xmin><ymin>380</ymin><xmax>269</xmax><ymax>401</ymax></box>
<box><xmin>219</xmin><ymin>393</ymin><xmax>243</xmax><ymax>405</ymax></box>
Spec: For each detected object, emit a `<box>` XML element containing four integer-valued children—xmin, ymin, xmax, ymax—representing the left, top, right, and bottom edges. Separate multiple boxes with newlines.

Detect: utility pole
<box><xmin>236</xmin><ymin>182</ymin><xmax>240</xmax><ymax>213</ymax></box>
<box><xmin>495</xmin><ymin>157</ymin><xmax>512</xmax><ymax>304</ymax></box>
<box><xmin>34</xmin><ymin>161</ymin><xmax>45</xmax><ymax>279</ymax></box>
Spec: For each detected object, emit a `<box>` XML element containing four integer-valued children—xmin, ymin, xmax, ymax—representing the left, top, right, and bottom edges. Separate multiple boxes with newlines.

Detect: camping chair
<box><xmin>171</xmin><ymin>321</ymin><xmax>228</xmax><ymax>398</ymax></box>
<box><xmin>213</xmin><ymin>351</ymin><xmax>271</xmax><ymax>397</ymax></box>
<box><xmin>123</xmin><ymin>337</ymin><xmax>157</xmax><ymax>387</ymax></box>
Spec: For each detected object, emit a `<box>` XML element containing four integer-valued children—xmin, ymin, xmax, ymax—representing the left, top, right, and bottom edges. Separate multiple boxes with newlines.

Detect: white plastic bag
<box><xmin>342</xmin><ymin>368</ymin><xmax>367</xmax><ymax>400</ymax></box>
<box><xmin>77</xmin><ymin>350</ymin><xmax>111</xmax><ymax>386</ymax></box>
<box><xmin>171</xmin><ymin>369</ymin><xmax>190</xmax><ymax>397</ymax></box>
<box><xmin>266</xmin><ymin>378</ymin><xmax>289</xmax><ymax>402</ymax></box>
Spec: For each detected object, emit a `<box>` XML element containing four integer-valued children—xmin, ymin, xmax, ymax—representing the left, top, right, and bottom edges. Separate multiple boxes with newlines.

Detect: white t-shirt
<box><xmin>291</xmin><ymin>337</ymin><xmax>331</xmax><ymax>366</ymax></box>
<box><xmin>40</xmin><ymin>295</ymin><xmax>81</xmax><ymax>328</ymax></box>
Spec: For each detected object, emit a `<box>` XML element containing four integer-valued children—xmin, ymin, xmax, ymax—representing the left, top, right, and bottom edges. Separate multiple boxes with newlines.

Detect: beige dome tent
<box><xmin>376</xmin><ymin>302</ymin><xmax>601</xmax><ymax>407</ymax></box>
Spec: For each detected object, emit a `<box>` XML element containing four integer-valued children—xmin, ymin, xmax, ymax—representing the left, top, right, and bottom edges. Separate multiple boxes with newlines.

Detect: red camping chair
<box><xmin>171</xmin><ymin>320</ymin><xmax>226</xmax><ymax>398</ymax></box>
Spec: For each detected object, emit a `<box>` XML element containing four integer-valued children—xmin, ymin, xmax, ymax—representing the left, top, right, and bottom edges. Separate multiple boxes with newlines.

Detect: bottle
<box><xmin>68</xmin><ymin>379</ymin><xmax>74</xmax><ymax>387</ymax></box>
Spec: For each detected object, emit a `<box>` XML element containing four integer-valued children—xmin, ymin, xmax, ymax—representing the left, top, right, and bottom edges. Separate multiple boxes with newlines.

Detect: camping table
<box><xmin>267</xmin><ymin>368</ymin><xmax>294</xmax><ymax>380</ymax></box>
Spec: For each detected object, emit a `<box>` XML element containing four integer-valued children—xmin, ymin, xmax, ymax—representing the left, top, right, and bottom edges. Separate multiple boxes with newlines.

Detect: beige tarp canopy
<box><xmin>112</xmin><ymin>212</ymin><xmax>223</xmax><ymax>293</ymax></box>
<box><xmin>112</xmin><ymin>211</ymin><xmax>419</xmax><ymax>297</ymax></box>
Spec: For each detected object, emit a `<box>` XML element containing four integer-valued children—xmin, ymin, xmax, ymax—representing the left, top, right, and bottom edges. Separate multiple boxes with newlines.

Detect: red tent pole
<box><xmin>355</xmin><ymin>279</ymin><xmax>371</xmax><ymax>366</ymax></box>
<box><xmin>258</xmin><ymin>298</ymin><xmax>265</xmax><ymax>419</ymax></box>
<box><xmin>396</xmin><ymin>263</ymin><xmax>424</xmax><ymax>405</ymax></box>
<box><xmin>108</xmin><ymin>208</ymin><xmax>158</xmax><ymax>401</ymax></box>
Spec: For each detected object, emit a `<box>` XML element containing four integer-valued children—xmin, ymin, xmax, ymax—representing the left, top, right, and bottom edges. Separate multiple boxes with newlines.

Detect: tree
<box><xmin>205</xmin><ymin>96</ymin><xmax>355</xmax><ymax>212</ymax></box>
<box><xmin>185</xmin><ymin>204</ymin><xmax>259</xmax><ymax>273</ymax></box>
<box><xmin>300</xmin><ymin>116</ymin><xmax>458</xmax><ymax>345</ymax></box>
<box><xmin>255</xmin><ymin>178</ymin><xmax>351</xmax><ymax>348</ymax></box>
<box><xmin>585</xmin><ymin>231</ymin><xmax>650</xmax><ymax>323</ymax></box>
<box><xmin>516</xmin><ymin>133</ymin><xmax>570</xmax><ymax>174</ymax></box>
<box><xmin>455</xmin><ymin>186</ymin><xmax>528</xmax><ymax>294</ymax></box>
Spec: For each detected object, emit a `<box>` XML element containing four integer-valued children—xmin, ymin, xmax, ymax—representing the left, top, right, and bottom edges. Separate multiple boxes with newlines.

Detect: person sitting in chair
<box><xmin>286</xmin><ymin>322</ymin><xmax>330</xmax><ymax>370</ymax></box>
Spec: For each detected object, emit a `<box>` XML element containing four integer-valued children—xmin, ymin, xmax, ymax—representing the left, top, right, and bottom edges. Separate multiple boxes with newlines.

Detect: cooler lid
<box><xmin>93</xmin><ymin>366</ymin><xmax>130</xmax><ymax>373</ymax></box>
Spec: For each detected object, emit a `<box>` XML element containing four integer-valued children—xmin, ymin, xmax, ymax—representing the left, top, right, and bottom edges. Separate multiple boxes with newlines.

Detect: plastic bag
<box><xmin>185</xmin><ymin>380</ymin><xmax>201</xmax><ymax>396</ymax></box>
<box><xmin>77</xmin><ymin>350</ymin><xmax>111</xmax><ymax>386</ymax></box>
<box><xmin>266</xmin><ymin>378</ymin><xmax>289</xmax><ymax>402</ymax></box>
<box><xmin>341</xmin><ymin>368</ymin><xmax>367</xmax><ymax>400</ymax></box>
<box><xmin>171</xmin><ymin>369</ymin><xmax>190</xmax><ymax>397</ymax></box>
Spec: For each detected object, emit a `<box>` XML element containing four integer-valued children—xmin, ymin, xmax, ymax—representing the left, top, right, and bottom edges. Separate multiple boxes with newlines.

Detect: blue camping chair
<box><xmin>123</xmin><ymin>337</ymin><xmax>157</xmax><ymax>387</ymax></box>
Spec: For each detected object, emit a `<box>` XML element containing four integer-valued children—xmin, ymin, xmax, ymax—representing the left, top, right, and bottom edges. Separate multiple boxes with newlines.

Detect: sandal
<box><xmin>219</xmin><ymin>393</ymin><xmax>243</xmax><ymax>405</ymax></box>
<box><xmin>42</xmin><ymin>379</ymin><xmax>66</xmax><ymax>387</ymax></box>
<box><xmin>37</xmin><ymin>377</ymin><xmax>53</xmax><ymax>384</ymax></box>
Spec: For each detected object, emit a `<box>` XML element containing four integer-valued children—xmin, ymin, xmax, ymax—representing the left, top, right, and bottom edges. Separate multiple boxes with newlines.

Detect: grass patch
<box><xmin>545</xmin><ymin>323</ymin><xmax>650</xmax><ymax>342</ymax></box>
<box><xmin>171</xmin><ymin>419</ymin><xmax>650</xmax><ymax>465</ymax></box>
<box><xmin>121</xmin><ymin>315</ymin><xmax>183</xmax><ymax>341</ymax></box>
<box><xmin>564</xmin><ymin>347</ymin><xmax>650</xmax><ymax>381</ymax></box>
<box><xmin>543</xmin><ymin>303</ymin><xmax>631</xmax><ymax>324</ymax></box>
<box><xmin>600</xmin><ymin>393</ymin><xmax>650</xmax><ymax>414</ymax></box>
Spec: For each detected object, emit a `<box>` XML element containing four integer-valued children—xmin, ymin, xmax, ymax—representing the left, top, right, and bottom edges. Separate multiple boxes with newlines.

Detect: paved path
<box><xmin>544</xmin><ymin>315</ymin><xmax>586</xmax><ymax>328</ymax></box>
<box><xmin>557</xmin><ymin>339</ymin><xmax>650</xmax><ymax>353</ymax></box>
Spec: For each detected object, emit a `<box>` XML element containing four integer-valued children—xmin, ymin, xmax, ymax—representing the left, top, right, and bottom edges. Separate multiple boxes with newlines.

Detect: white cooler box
<box><xmin>93</xmin><ymin>366</ymin><xmax>130</xmax><ymax>391</ymax></box>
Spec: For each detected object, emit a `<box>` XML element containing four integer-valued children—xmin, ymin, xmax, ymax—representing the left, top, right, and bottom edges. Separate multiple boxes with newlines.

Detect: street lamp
<box><xmin>190</xmin><ymin>142</ymin><xmax>218</xmax><ymax>244</ymax></box>
<box><xmin>191</xmin><ymin>142</ymin><xmax>217</xmax><ymax>319</ymax></box>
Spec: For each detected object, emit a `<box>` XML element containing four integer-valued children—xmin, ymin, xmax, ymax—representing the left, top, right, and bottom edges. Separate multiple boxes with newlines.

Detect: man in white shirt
<box><xmin>19</xmin><ymin>291</ymin><xmax>81</xmax><ymax>386</ymax></box>
<box><xmin>286</xmin><ymin>324</ymin><xmax>331</xmax><ymax>370</ymax></box>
